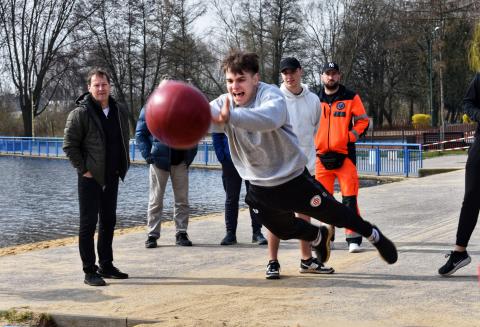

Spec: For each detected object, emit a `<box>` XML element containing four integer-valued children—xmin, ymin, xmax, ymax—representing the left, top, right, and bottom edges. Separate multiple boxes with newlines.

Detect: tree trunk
<box><xmin>21</xmin><ymin>104</ymin><xmax>32</xmax><ymax>137</ymax></box>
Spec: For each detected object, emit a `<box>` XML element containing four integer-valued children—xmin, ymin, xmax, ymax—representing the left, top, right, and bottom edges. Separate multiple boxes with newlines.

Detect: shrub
<box><xmin>462</xmin><ymin>113</ymin><xmax>473</xmax><ymax>124</ymax></box>
<box><xmin>412</xmin><ymin>114</ymin><xmax>432</xmax><ymax>129</ymax></box>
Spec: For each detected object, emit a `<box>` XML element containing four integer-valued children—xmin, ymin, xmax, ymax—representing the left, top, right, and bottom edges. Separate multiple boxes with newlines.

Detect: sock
<box><xmin>453</xmin><ymin>250</ymin><xmax>468</xmax><ymax>258</ymax></box>
<box><xmin>368</xmin><ymin>228</ymin><xmax>380</xmax><ymax>243</ymax></box>
<box><xmin>301</xmin><ymin>257</ymin><xmax>314</xmax><ymax>264</ymax></box>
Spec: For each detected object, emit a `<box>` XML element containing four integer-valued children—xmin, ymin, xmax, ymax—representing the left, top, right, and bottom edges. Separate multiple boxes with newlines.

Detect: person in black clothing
<box><xmin>63</xmin><ymin>68</ymin><xmax>130</xmax><ymax>286</ymax></box>
<box><xmin>212</xmin><ymin>132</ymin><xmax>267</xmax><ymax>245</ymax></box>
<box><xmin>438</xmin><ymin>73</ymin><xmax>480</xmax><ymax>276</ymax></box>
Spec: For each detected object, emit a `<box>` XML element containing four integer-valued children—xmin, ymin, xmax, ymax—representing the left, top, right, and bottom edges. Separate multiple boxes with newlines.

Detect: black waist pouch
<box><xmin>318</xmin><ymin>152</ymin><xmax>347</xmax><ymax>170</ymax></box>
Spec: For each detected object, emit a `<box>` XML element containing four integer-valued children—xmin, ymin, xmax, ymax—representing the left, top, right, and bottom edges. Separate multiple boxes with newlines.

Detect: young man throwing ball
<box><xmin>210</xmin><ymin>50</ymin><xmax>397</xmax><ymax>270</ymax></box>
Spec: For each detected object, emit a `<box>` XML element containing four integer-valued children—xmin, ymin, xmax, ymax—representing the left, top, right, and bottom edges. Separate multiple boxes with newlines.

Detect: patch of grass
<box><xmin>422</xmin><ymin>149</ymin><xmax>467</xmax><ymax>159</ymax></box>
<box><xmin>0</xmin><ymin>309</ymin><xmax>56</xmax><ymax>327</ymax></box>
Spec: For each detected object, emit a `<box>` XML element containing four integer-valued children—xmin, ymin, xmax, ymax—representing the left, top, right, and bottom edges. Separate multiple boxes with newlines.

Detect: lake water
<box><xmin>0</xmin><ymin>156</ymin><xmax>381</xmax><ymax>248</ymax></box>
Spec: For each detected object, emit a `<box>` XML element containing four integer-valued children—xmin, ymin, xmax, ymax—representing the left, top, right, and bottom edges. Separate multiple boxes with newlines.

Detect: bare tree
<box><xmin>0</xmin><ymin>0</ymin><xmax>97</xmax><ymax>136</ymax></box>
<box><xmin>210</xmin><ymin>0</ymin><xmax>243</xmax><ymax>50</ymax></box>
<box><xmin>302</xmin><ymin>0</ymin><xmax>348</xmax><ymax>75</ymax></box>
<box><xmin>210</xmin><ymin>0</ymin><xmax>302</xmax><ymax>85</ymax></box>
<box><xmin>84</xmin><ymin>0</ymin><xmax>177</xmax><ymax>132</ymax></box>
<box><xmin>167</xmin><ymin>0</ymin><xmax>206</xmax><ymax>80</ymax></box>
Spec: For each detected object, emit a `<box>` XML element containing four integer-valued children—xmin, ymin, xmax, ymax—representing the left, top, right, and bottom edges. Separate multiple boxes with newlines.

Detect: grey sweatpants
<box><xmin>146</xmin><ymin>163</ymin><xmax>190</xmax><ymax>238</ymax></box>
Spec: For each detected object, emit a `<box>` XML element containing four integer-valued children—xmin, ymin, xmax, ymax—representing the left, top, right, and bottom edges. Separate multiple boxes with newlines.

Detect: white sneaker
<box><xmin>348</xmin><ymin>243</ymin><xmax>361</xmax><ymax>253</ymax></box>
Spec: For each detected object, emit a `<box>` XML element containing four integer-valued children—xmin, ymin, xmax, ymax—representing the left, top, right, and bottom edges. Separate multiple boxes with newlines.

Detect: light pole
<box><xmin>30</xmin><ymin>85</ymin><xmax>35</xmax><ymax>138</ymax></box>
<box><xmin>438</xmin><ymin>34</ymin><xmax>446</xmax><ymax>150</ymax></box>
<box><xmin>428</xmin><ymin>26</ymin><xmax>441</xmax><ymax>127</ymax></box>
<box><xmin>428</xmin><ymin>36</ymin><xmax>434</xmax><ymax>126</ymax></box>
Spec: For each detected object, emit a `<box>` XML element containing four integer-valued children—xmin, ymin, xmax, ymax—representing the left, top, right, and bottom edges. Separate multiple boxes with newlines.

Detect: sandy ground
<box><xmin>0</xmin><ymin>218</ymin><xmax>201</xmax><ymax>257</ymax></box>
<box><xmin>1</xmin><ymin>168</ymin><xmax>480</xmax><ymax>327</ymax></box>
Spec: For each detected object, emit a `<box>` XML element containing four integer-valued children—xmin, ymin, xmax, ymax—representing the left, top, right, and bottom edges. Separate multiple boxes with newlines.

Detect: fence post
<box><xmin>204</xmin><ymin>141</ymin><xmax>208</xmax><ymax>165</ymax></box>
<box><xmin>419</xmin><ymin>144</ymin><xmax>423</xmax><ymax>169</ymax></box>
<box><xmin>130</xmin><ymin>140</ymin><xmax>135</xmax><ymax>161</ymax></box>
<box><xmin>403</xmin><ymin>145</ymin><xmax>409</xmax><ymax>177</ymax></box>
<box><xmin>375</xmin><ymin>146</ymin><xmax>381</xmax><ymax>176</ymax></box>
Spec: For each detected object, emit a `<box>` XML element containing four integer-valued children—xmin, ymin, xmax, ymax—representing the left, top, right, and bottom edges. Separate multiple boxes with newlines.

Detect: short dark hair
<box><xmin>221</xmin><ymin>50</ymin><xmax>259</xmax><ymax>75</ymax></box>
<box><xmin>87</xmin><ymin>68</ymin><xmax>111</xmax><ymax>85</ymax></box>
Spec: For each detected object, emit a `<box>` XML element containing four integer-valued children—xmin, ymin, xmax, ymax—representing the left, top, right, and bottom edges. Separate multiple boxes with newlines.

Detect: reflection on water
<box><xmin>0</xmin><ymin>157</ymin><xmax>229</xmax><ymax>248</ymax></box>
<box><xmin>0</xmin><ymin>156</ymin><xmax>382</xmax><ymax>247</ymax></box>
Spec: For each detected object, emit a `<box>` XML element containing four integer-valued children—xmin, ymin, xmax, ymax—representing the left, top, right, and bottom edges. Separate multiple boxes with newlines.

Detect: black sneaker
<box><xmin>266</xmin><ymin>260</ymin><xmax>280</xmax><ymax>279</ymax></box>
<box><xmin>176</xmin><ymin>232</ymin><xmax>193</xmax><ymax>246</ymax></box>
<box><xmin>97</xmin><ymin>265</ymin><xmax>129</xmax><ymax>279</ymax></box>
<box><xmin>84</xmin><ymin>272</ymin><xmax>106</xmax><ymax>286</ymax></box>
<box><xmin>312</xmin><ymin>225</ymin><xmax>333</xmax><ymax>263</ymax></box>
<box><xmin>299</xmin><ymin>257</ymin><xmax>335</xmax><ymax>274</ymax></box>
<box><xmin>438</xmin><ymin>251</ymin><xmax>471</xmax><ymax>276</ymax></box>
<box><xmin>369</xmin><ymin>225</ymin><xmax>398</xmax><ymax>264</ymax></box>
<box><xmin>145</xmin><ymin>236</ymin><xmax>157</xmax><ymax>249</ymax></box>
<box><xmin>252</xmin><ymin>232</ymin><xmax>268</xmax><ymax>245</ymax></box>
<box><xmin>220</xmin><ymin>232</ymin><xmax>237</xmax><ymax>245</ymax></box>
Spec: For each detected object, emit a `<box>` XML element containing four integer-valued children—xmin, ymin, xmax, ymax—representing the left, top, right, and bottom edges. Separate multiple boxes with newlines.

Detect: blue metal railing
<box><xmin>356</xmin><ymin>142</ymin><xmax>423</xmax><ymax>177</ymax></box>
<box><xmin>0</xmin><ymin>137</ymin><xmax>422</xmax><ymax>176</ymax></box>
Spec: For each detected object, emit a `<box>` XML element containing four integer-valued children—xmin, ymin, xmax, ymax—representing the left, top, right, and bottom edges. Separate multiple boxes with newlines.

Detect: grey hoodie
<box><xmin>210</xmin><ymin>82</ymin><xmax>307</xmax><ymax>187</ymax></box>
<box><xmin>280</xmin><ymin>83</ymin><xmax>320</xmax><ymax>175</ymax></box>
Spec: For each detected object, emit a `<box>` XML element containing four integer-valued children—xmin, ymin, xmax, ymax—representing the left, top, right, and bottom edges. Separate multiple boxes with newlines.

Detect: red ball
<box><xmin>145</xmin><ymin>80</ymin><xmax>210</xmax><ymax>149</ymax></box>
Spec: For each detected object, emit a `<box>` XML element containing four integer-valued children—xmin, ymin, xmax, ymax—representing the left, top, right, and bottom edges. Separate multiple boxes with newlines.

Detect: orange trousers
<box><xmin>315</xmin><ymin>157</ymin><xmax>361</xmax><ymax>240</ymax></box>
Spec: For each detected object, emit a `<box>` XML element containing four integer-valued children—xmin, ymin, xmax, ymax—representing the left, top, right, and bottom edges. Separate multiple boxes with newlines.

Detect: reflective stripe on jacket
<box><xmin>315</xmin><ymin>85</ymin><xmax>369</xmax><ymax>155</ymax></box>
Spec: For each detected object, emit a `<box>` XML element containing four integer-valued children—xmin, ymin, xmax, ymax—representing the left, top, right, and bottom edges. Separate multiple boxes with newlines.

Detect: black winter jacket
<box><xmin>63</xmin><ymin>92</ymin><xmax>130</xmax><ymax>186</ymax></box>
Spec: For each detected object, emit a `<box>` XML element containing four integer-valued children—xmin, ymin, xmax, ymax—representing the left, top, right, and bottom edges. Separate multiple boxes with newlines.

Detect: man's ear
<box><xmin>253</xmin><ymin>73</ymin><xmax>260</xmax><ymax>85</ymax></box>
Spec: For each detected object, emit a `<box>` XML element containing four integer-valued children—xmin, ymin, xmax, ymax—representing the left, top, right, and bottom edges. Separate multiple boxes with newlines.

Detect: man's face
<box><xmin>321</xmin><ymin>69</ymin><xmax>341</xmax><ymax>91</ymax></box>
<box><xmin>281</xmin><ymin>68</ymin><xmax>302</xmax><ymax>90</ymax></box>
<box><xmin>225</xmin><ymin>69</ymin><xmax>259</xmax><ymax>106</ymax></box>
<box><xmin>88</xmin><ymin>74</ymin><xmax>111</xmax><ymax>107</ymax></box>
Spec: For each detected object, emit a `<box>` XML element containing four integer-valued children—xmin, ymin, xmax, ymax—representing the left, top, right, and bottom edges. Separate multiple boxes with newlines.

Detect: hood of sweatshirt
<box><xmin>280</xmin><ymin>83</ymin><xmax>310</xmax><ymax>99</ymax></box>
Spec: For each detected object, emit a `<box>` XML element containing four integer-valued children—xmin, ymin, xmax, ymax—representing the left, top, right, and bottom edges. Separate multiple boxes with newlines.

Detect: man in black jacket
<box><xmin>438</xmin><ymin>73</ymin><xmax>480</xmax><ymax>276</ymax></box>
<box><xmin>63</xmin><ymin>68</ymin><xmax>130</xmax><ymax>286</ymax></box>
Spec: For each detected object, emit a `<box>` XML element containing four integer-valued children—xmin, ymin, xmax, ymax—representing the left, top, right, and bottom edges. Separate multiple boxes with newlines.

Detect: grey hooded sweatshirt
<box><xmin>280</xmin><ymin>83</ymin><xmax>320</xmax><ymax>175</ymax></box>
<box><xmin>210</xmin><ymin>82</ymin><xmax>307</xmax><ymax>187</ymax></box>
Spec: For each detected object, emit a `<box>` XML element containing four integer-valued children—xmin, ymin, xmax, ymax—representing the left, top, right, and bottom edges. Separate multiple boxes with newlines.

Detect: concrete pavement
<box><xmin>1</xmin><ymin>154</ymin><xmax>479</xmax><ymax>327</ymax></box>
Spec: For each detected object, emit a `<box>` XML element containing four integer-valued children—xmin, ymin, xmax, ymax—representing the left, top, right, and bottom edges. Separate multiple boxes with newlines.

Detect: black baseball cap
<box><xmin>280</xmin><ymin>57</ymin><xmax>301</xmax><ymax>72</ymax></box>
<box><xmin>322</xmin><ymin>62</ymin><xmax>340</xmax><ymax>73</ymax></box>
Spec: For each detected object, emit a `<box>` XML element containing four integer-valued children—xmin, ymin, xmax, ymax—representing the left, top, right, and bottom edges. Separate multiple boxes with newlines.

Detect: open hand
<box><xmin>212</xmin><ymin>95</ymin><xmax>231</xmax><ymax>124</ymax></box>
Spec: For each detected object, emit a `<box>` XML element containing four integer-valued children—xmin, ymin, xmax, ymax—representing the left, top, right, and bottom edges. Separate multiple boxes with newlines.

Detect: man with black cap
<box><xmin>315</xmin><ymin>62</ymin><xmax>370</xmax><ymax>253</ymax></box>
<box><xmin>265</xmin><ymin>57</ymin><xmax>334</xmax><ymax>279</ymax></box>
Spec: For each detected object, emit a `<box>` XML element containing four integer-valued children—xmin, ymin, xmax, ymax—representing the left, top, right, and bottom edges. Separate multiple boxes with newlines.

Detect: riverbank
<box><xmin>1</xmin><ymin>163</ymin><xmax>479</xmax><ymax>326</ymax></box>
<box><xmin>0</xmin><ymin>214</ymin><xmax>220</xmax><ymax>257</ymax></box>
<box><xmin>0</xmin><ymin>154</ymin><xmax>467</xmax><ymax>256</ymax></box>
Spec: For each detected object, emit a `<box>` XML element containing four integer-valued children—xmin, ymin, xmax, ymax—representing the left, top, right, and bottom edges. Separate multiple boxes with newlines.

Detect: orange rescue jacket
<box><xmin>315</xmin><ymin>85</ymin><xmax>369</xmax><ymax>155</ymax></box>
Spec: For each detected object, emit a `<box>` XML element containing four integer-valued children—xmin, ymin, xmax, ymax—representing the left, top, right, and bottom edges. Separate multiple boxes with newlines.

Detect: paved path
<box><xmin>422</xmin><ymin>154</ymin><xmax>468</xmax><ymax>169</ymax></box>
<box><xmin>1</xmin><ymin>154</ymin><xmax>479</xmax><ymax>327</ymax></box>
